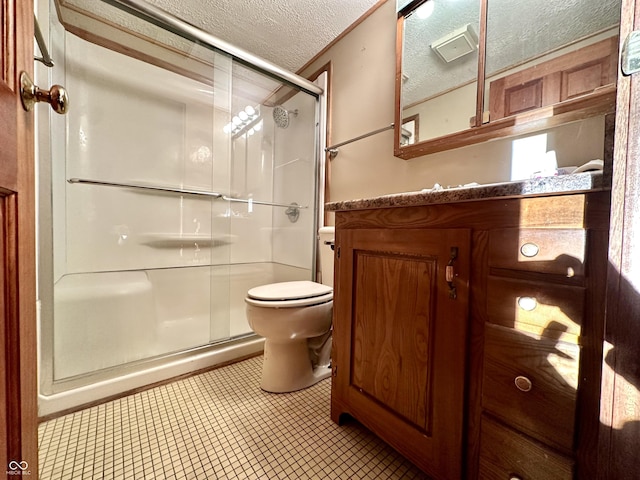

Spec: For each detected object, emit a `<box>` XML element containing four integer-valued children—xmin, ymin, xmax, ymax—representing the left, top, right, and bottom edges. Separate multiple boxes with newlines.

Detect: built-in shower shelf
<box><xmin>139</xmin><ymin>233</ymin><xmax>237</xmax><ymax>248</ymax></box>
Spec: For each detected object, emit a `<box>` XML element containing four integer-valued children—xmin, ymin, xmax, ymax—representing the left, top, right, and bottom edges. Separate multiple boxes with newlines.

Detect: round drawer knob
<box><xmin>520</xmin><ymin>242</ymin><xmax>540</xmax><ymax>258</ymax></box>
<box><xmin>509</xmin><ymin>476</ymin><xmax>523</xmax><ymax>480</ymax></box>
<box><xmin>517</xmin><ymin>296</ymin><xmax>538</xmax><ymax>311</ymax></box>
<box><xmin>514</xmin><ymin>375</ymin><xmax>533</xmax><ymax>392</ymax></box>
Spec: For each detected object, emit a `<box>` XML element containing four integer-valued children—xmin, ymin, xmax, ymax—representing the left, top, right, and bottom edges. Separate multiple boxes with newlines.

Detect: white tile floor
<box><xmin>38</xmin><ymin>356</ymin><xmax>430</xmax><ymax>479</ymax></box>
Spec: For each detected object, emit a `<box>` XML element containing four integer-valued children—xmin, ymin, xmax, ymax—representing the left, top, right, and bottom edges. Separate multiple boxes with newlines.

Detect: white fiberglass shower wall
<box><xmin>37</xmin><ymin>0</ymin><xmax>324</xmax><ymax>415</ymax></box>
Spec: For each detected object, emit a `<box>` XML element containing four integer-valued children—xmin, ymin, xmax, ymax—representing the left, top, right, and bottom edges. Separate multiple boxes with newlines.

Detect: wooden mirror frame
<box><xmin>394</xmin><ymin>0</ymin><xmax>619</xmax><ymax>160</ymax></box>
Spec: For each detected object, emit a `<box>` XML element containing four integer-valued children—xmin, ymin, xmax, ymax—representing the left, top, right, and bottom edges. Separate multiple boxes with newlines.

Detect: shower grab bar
<box><xmin>67</xmin><ymin>178</ymin><xmax>308</xmax><ymax>209</ymax></box>
<box><xmin>325</xmin><ymin>123</ymin><xmax>395</xmax><ymax>159</ymax></box>
<box><xmin>34</xmin><ymin>15</ymin><xmax>54</xmax><ymax>67</ymax></box>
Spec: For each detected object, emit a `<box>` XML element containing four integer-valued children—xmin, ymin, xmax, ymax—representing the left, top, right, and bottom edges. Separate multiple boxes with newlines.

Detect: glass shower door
<box><xmin>38</xmin><ymin>0</ymin><xmax>321</xmax><ymax>400</ymax></box>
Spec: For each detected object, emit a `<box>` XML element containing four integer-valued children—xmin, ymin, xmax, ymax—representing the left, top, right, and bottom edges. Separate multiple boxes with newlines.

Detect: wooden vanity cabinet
<box><xmin>476</xmin><ymin>195</ymin><xmax>610</xmax><ymax>480</ymax></box>
<box><xmin>330</xmin><ymin>191</ymin><xmax>610</xmax><ymax>480</ymax></box>
<box><xmin>331</xmin><ymin>227</ymin><xmax>471</xmax><ymax>480</ymax></box>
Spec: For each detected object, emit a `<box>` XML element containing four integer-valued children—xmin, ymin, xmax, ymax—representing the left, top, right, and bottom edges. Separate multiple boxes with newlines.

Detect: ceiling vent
<box><xmin>431</xmin><ymin>24</ymin><xmax>478</xmax><ymax>63</ymax></box>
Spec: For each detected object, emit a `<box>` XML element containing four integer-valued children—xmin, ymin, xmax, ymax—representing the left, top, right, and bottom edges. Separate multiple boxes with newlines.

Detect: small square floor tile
<box><xmin>39</xmin><ymin>356</ymin><xmax>429</xmax><ymax>479</ymax></box>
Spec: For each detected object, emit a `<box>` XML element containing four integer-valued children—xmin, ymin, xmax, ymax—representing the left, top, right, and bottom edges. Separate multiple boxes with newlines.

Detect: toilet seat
<box><xmin>246</xmin><ymin>281</ymin><xmax>333</xmax><ymax>308</ymax></box>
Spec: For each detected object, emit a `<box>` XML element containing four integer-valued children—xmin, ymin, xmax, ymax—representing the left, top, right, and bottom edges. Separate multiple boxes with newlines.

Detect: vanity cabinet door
<box><xmin>331</xmin><ymin>227</ymin><xmax>470</xmax><ymax>480</ymax></box>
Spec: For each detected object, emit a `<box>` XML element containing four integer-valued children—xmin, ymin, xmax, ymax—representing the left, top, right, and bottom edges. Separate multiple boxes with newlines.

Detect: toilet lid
<box><xmin>247</xmin><ymin>281</ymin><xmax>332</xmax><ymax>301</ymax></box>
<box><xmin>245</xmin><ymin>291</ymin><xmax>333</xmax><ymax>308</ymax></box>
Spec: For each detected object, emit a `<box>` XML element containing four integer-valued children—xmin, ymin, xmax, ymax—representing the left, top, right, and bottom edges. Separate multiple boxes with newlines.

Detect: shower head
<box><xmin>272</xmin><ymin>106</ymin><xmax>298</xmax><ymax>129</ymax></box>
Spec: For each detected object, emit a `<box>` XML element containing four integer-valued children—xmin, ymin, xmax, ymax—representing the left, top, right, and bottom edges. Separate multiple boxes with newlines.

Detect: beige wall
<box><xmin>299</xmin><ymin>0</ymin><xmax>606</xmax><ymax>208</ymax></box>
<box><xmin>404</xmin><ymin>82</ymin><xmax>477</xmax><ymax>141</ymax></box>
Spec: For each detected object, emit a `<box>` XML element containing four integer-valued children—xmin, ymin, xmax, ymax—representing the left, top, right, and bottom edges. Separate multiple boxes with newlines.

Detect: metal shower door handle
<box><xmin>20</xmin><ymin>71</ymin><xmax>69</xmax><ymax>114</ymax></box>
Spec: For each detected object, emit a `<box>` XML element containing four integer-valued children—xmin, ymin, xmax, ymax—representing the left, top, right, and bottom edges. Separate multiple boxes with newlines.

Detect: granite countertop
<box><xmin>325</xmin><ymin>171</ymin><xmax>608</xmax><ymax>212</ymax></box>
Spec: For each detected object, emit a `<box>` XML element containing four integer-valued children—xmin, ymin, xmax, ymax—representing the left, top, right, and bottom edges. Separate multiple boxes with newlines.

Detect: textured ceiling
<box><xmin>144</xmin><ymin>0</ymin><xmax>383</xmax><ymax>73</ymax></box>
<box><xmin>143</xmin><ymin>0</ymin><xmax>621</xmax><ymax>106</ymax></box>
<box><xmin>57</xmin><ymin>0</ymin><xmax>382</xmax><ymax>109</ymax></box>
<box><xmin>58</xmin><ymin>0</ymin><xmax>622</xmax><ymax>109</ymax></box>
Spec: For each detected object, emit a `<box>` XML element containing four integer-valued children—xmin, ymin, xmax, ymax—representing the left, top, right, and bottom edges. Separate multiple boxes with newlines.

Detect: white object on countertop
<box><xmin>422</xmin><ymin>182</ymin><xmax>479</xmax><ymax>192</ymax></box>
<box><xmin>572</xmin><ymin>159</ymin><xmax>604</xmax><ymax>173</ymax></box>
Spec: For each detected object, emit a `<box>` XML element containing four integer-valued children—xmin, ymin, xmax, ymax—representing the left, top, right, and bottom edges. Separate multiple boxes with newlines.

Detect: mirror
<box><xmin>399</xmin><ymin>0</ymin><xmax>481</xmax><ymax>144</ymax></box>
<box><xmin>483</xmin><ymin>0</ymin><xmax>620</xmax><ymax>120</ymax></box>
<box><xmin>395</xmin><ymin>0</ymin><xmax>622</xmax><ymax>159</ymax></box>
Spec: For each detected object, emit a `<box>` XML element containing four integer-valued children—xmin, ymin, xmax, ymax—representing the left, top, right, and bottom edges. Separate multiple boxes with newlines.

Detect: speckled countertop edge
<box><xmin>325</xmin><ymin>172</ymin><xmax>608</xmax><ymax>212</ymax></box>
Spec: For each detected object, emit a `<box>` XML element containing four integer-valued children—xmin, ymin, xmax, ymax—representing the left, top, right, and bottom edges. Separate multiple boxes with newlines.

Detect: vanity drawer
<box><xmin>487</xmin><ymin>276</ymin><xmax>585</xmax><ymax>342</ymax></box>
<box><xmin>479</xmin><ymin>416</ymin><xmax>574</xmax><ymax>480</ymax></box>
<box><xmin>482</xmin><ymin>324</ymin><xmax>579</xmax><ymax>451</ymax></box>
<box><xmin>489</xmin><ymin>228</ymin><xmax>586</xmax><ymax>277</ymax></box>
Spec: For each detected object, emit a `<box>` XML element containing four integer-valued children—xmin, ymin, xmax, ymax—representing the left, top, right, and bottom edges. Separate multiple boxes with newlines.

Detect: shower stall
<box><xmin>36</xmin><ymin>0</ymin><xmax>327</xmax><ymax>416</ymax></box>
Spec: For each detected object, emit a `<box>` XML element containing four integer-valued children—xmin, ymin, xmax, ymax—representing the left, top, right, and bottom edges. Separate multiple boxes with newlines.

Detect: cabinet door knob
<box><xmin>514</xmin><ymin>375</ymin><xmax>533</xmax><ymax>392</ymax></box>
<box><xmin>517</xmin><ymin>296</ymin><xmax>538</xmax><ymax>311</ymax></box>
<box><xmin>509</xmin><ymin>476</ymin><xmax>523</xmax><ymax>480</ymax></box>
<box><xmin>520</xmin><ymin>242</ymin><xmax>539</xmax><ymax>258</ymax></box>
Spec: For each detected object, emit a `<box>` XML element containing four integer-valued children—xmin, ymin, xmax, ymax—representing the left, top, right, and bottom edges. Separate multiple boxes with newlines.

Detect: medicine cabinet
<box><xmin>394</xmin><ymin>0</ymin><xmax>621</xmax><ymax>159</ymax></box>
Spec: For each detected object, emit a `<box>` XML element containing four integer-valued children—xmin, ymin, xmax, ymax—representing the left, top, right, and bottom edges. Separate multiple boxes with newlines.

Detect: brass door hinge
<box><xmin>446</xmin><ymin>247</ymin><xmax>458</xmax><ymax>299</ymax></box>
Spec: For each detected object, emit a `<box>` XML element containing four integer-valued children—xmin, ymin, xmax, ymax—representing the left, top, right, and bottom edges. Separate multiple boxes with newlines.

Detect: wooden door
<box><xmin>332</xmin><ymin>227</ymin><xmax>470</xmax><ymax>480</ymax></box>
<box><xmin>599</xmin><ymin>0</ymin><xmax>640</xmax><ymax>477</ymax></box>
<box><xmin>0</xmin><ymin>0</ymin><xmax>38</xmax><ymax>477</ymax></box>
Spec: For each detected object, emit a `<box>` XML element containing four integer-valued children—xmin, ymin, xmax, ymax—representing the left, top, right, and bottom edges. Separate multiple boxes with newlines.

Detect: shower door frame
<box><xmin>37</xmin><ymin>0</ymin><xmax>327</xmax><ymax>403</ymax></box>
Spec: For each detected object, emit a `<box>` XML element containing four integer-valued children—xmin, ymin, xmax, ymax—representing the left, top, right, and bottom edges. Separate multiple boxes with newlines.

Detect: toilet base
<box><xmin>260</xmin><ymin>338</ymin><xmax>331</xmax><ymax>393</ymax></box>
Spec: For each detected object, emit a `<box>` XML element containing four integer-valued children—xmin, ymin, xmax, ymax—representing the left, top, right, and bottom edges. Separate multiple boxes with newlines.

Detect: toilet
<box><xmin>245</xmin><ymin>227</ymin><xmax>335</xmax><ymax>393</ymax></box>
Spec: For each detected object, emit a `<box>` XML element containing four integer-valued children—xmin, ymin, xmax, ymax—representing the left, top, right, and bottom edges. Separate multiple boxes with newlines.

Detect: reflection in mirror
<box><xmin>396</xmin><ymin>0</ymin><xmax>622</xmax><ymax>160</ymax></box>
<box><xmin>401</xmin><ymin>114</ymin><xmax>419</xmax><ymax>145</ymax></box>
<box><xmin>484</xmin><ymin>0</ymin><xmax>621</xmax><ymax>121</ymax></box>
<box><xmin>400</xmin><ymin>0</ymin><xmax>481</xmax><ymax>142</ymax></box>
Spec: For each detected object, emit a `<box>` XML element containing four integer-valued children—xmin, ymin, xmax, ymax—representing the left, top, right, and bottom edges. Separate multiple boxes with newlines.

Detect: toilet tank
<box><xmin>318</xmin><ymin>226</ymin><xmax>335</xmax><ymax>287</ymax></box>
